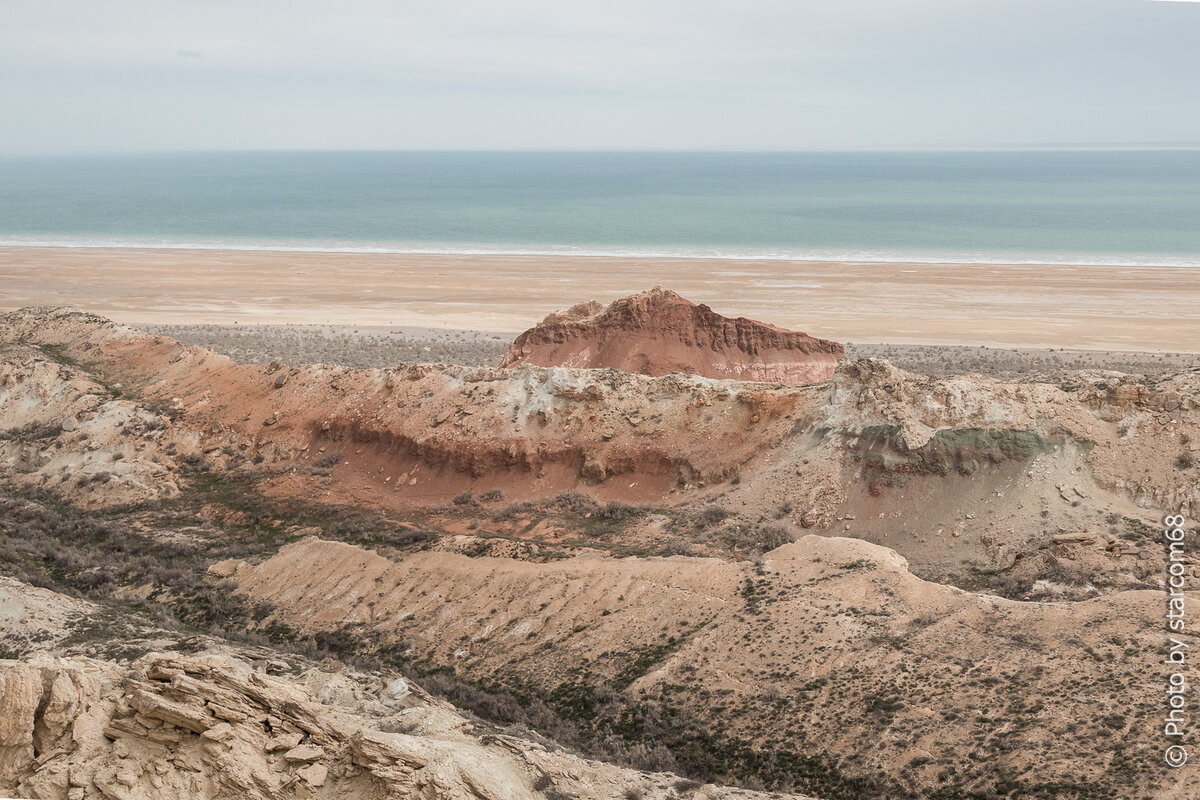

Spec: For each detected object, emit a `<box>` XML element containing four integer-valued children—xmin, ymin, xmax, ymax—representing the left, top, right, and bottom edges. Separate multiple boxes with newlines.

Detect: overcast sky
<box><xmin>2</xmin><ymin>0</ymin><xmax>1199</xmax><ymax>153</ymax></box>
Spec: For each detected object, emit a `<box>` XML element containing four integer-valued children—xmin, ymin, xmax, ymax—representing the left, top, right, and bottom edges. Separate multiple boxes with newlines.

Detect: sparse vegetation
<box><xmin>148</xmin><ymin>324</ymin><xmax>1200</xmax><ymax>379</ymax></box>
<box><xmin>313</xmin><ymin>449</ymin><xmax>344</xmax><ymax>468</ymax></box>
<box><xmin>697</xmin><ymin>507</ymin><xmax>736</xmax><ymax>528</ymax></box>
<box><xmin>846</xmin><ymin>342</ymin><xmax>1197</xmax><ymax>381</ymax></box>
<box><xmin>0</xmin><ymin>420</ymin><xmax>63</xmax><ymax>441</ymax></box>
<box><xmin>145</xmin><ymin>323</ymin><xmax>510</xmax><ymax>368</ymax></box>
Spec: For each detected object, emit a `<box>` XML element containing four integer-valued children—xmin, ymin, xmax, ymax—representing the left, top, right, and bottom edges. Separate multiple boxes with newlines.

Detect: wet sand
<box><xmin>2</xmin><ymin>246</ymin><xmax>1198</xmax><ymax>351</ymax></box>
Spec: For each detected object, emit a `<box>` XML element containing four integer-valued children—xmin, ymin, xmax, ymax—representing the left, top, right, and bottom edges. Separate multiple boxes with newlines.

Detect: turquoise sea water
<box><xmin>1</xmin><ymin>151</ymin><xmax>1199</xmax><ymax>265</ymax></box>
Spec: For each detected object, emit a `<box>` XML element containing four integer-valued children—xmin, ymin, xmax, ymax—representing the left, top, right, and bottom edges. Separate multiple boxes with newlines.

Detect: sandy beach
<box><xmin>2</xmin><ymin>245</ymin><xmax>1198</xmax><ymax>351</ymax></box>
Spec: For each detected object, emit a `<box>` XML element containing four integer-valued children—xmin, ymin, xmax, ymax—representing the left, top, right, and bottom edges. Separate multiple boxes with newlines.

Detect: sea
<box><xmin>2</xmin><ymin>150</ymin><xmax>1199</xmax><ymax>266</ymax></box>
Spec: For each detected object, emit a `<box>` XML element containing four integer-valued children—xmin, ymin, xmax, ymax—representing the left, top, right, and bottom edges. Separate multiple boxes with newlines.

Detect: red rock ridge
<box><xmin>499</xmin><ymin>286</ymin><xmax>844</xmax><ymax>385</ymax></box>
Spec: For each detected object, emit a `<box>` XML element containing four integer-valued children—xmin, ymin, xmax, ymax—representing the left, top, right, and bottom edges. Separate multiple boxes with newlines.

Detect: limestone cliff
<box><xmin>0</xmin><ymin>650</ymin><xmax>809</xmax><ymax>800</ymax></box>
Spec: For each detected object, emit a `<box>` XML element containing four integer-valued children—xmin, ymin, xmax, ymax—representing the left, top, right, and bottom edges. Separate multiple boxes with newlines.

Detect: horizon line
<box><xmin>4</xmin><ymin>144</ymin><xmax>1200</xmax><ymax>158</ymax></box>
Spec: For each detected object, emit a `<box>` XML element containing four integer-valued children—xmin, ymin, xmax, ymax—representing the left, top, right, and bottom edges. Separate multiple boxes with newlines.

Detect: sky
<box><xmin>2</xmin><ymin>0</ymin><xmax>1199</xmax><ymax>153</ymax></box>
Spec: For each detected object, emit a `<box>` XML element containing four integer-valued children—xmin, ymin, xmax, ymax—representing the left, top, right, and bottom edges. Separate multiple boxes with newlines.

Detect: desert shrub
<box><xmin>204</xmin><ymin>584</ymin><xmax>250</xmax><ymax>627</ymax></box>
<box><xmin>251</xmin><ymin>600</ymin><xmax>276</xmax><ymax>621</ymax></box>
<box><xmin>626</xmin><ymin>742</ymin><xmax>678</xmax><ymax>773</ymax></box>
<box><xmin>735</xmin><ymin>524</ymin><xmax>793</xmax><ymax>553</ymax></box>
<box><xmin>909</xmin><ymin>612</ymin><xmax>940</xmax><ymax>630</ymax></box>
<box><xmin>313</xmin><ymin>627</ymin><xmax>360</xmax><ymax>658</ymax></box>
<box><xmin>419</xmin><ymin>673</ymin><xmax>528</xmax><ymax>723</ymax></box>
<box><xmin>453</xmin><ymin>491</ymin><xmax>477</xmax><ymax>506</ymax></box>
<box><xmin>0</xmin><ymin>421</ymin><xmax>63</xmax><ymax>441</ymax></box>
<box><xmin>597</xmin><ymin>500</ymin><xmax>646</xmax><ymax>520</ymax></box>
<box><xmin>659</xmin><ymin>538</ymin><xmax>694</xmax><ymax>556</ymax></box>
<box><xmin>314</xmin><ymin>450</ymin><xmax>344</xmax><ymax>468</ymax></box>
<box><xmin>697</xmin><ymin>507</ymin><xmax>735</xmax><ymax>528</ymax></box>
<box><xmin>549</xmin><ymin>490</ymin><xmax>596</xmax><ymax>515</ymax></box>
<box><xmin>376</xmin><ymin>527</ymin><xmax>436</xmax><ymax>547</ymax></box>
<box><xmin>1176</xmin><ymin>453</ymin><xmax>1195</xmax><ymax>470</ymax></box>
<box><xmin>480</xmin><ymin>488</ymin><xmax>504</xmax><ymax>501</ymax></box>
<box><xmin>494</xmin><ymin>500</ymin><xmax>538</xmax><ymax>520</ymax></box>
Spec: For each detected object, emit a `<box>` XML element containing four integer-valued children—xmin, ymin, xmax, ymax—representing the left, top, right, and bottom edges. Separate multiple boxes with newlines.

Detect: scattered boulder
<box><xmin>282</xmin><ymin>744</ymin><xmax>324</xmax><ymax>763</ymax></box>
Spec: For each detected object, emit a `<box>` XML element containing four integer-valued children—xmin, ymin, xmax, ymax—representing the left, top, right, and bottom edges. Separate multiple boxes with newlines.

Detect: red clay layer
<box><xmin>499</xmin><ymin>287</ymin><xmax>844</xmax><ymax>385</ymax></box>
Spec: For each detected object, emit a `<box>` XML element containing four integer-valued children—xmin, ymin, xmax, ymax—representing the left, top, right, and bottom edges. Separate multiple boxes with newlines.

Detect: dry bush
<box><xmin>314</xmin><ymin>450</ymin><xmax>344</xmax><ymax>468</ymax></box>
<box><xmin>146</xmin><ymin>324</ymin><xmax>510</xmax><ymax>369</ymax></box>
<box><xmin>734</xmin><ymin>524</ymin><xmax>793</xmax><ymax>553</ymax></box>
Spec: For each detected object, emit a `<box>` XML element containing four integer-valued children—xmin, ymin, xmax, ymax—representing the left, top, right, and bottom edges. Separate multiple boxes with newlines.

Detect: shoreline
<box><xmin>4</xmin><ymin>245</ymin><xmax>1200</xmax><ymax>352</ymax></box>
<box><xmin>5</xmin><ymin>239</ymin><xmax>1200</xmax><ymax>269</ymax></box>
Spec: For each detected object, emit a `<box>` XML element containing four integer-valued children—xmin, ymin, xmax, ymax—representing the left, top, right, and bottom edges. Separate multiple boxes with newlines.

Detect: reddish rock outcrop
<box><xmin>499</xmin><ymin>287</ymin><xmax>844</xmax><ymax>384</ymax></box>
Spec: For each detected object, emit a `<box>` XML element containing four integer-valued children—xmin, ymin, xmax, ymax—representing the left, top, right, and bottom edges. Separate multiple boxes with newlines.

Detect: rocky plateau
<box><xmin>0</xmin><ymin>302</ymin><xmax>1198</xmax><ymax>800</ymax></box>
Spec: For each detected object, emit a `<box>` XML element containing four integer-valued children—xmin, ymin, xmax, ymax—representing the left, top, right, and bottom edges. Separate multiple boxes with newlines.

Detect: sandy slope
<box><xmin>222</xmin><ymin>534</ymin><xmax>1197</xmax><ymax>798</ymax></box>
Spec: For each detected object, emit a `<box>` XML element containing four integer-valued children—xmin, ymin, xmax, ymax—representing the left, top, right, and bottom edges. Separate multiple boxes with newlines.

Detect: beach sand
<box><xmin>2</xmin><ymin>246</ymin><xmax>1198</xmax><ymax>352</ymax></box>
